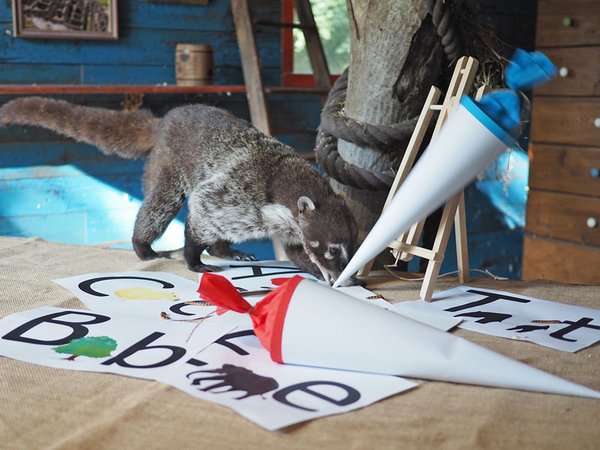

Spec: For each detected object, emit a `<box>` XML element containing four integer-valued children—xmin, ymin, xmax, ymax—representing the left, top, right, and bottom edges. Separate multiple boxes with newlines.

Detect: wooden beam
<box><xmin>230</xmin><ymin>0</ymin><xmax>272</xmax><ymax>135</ymax></box>
<box><xmin>0</xmin><ymin>84</ymin><xmax>247</xmax><ymax>95</ymax></box>
<box><xmin>294</xmin><ymin>0</ymin><xmax>332</xmax><ymax>91</ymax></box>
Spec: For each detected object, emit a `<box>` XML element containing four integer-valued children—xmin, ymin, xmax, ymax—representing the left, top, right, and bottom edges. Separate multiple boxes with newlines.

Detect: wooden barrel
<box><xmin>175</xmin><ymin>44</ymin><xmax>214</xmax><ymax>86</ymax></box>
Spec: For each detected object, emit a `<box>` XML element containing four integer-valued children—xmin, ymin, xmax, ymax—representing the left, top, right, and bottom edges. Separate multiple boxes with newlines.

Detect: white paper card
<box><xmin>399</xmin><ymin>286</ymin><xmax>600</xmax><ymax>352</ymax></box>
<box><xmin>159</xmin><ymin>323</ymin><xmax>417</xmax><ymax>431</ymax></box>
<box><xmin>54</xmin><ymin>271</ymin><xmax>216</xmax><ymax>323</ymax></box>
<box><xmin>0</xmin><ymin>306</ymin><xmax>236</xmax><ymax>379</ymax></box>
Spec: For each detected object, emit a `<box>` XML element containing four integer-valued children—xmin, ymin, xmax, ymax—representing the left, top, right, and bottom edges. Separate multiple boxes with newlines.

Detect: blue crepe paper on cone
<box><xmin>477</xmin><ymin>49</ymin><xmax>557</xmax><ymax>138</ymax></box>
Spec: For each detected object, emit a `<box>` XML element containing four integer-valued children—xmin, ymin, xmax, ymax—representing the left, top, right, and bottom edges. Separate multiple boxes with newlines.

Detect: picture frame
<box><xmin>12</xmin><ymin>0</ymin><xmax>119</xmax><ymax>40</ymax></box>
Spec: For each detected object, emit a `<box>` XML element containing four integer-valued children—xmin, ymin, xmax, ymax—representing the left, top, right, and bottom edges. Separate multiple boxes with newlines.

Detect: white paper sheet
<box><xmin>159</xmin><ymin>322</ymin><xmax>417</xmax><ymax>431</ymax></box>
<box><xmin>398</xmin><ymin>286</ymin><xmax>600</xmax><ymax>352</ymax></box>
<box><xmin>54</xmin><ymin>271</ymin><xmax>216</xmax><ymax>323</ymax></box>
<box><xmin>0</xmin><ymin>306</ymin><xmax>236</xmax><ymax>380</ymax></box>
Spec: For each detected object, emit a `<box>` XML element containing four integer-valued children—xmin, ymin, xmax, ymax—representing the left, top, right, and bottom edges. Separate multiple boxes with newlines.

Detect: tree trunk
<box><xmin>334</xmin><ymin>0</ymin><xmax>446</xmax><ymax>245</ymax></box>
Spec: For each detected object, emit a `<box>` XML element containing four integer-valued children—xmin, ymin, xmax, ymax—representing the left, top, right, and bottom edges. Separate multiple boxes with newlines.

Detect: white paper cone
<box><xmin>334</xmin><ymin>96</ymin><xmax>516</xmax><ymax>287</ymax></box>
<box><xmin>282</xmin><ymin>280</ymin><xmax>600</xmax><ymax>399</ymax></box>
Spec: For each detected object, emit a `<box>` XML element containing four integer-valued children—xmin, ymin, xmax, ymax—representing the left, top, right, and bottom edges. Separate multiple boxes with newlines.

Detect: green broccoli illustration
<box><xmin>54</xmin><ymin>336</ymin><xmax>117</xmax><ymax>361</ymax></box>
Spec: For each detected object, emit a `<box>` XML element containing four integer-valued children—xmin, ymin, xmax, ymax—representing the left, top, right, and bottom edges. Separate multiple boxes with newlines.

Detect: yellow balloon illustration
<box><xmin>115</xmin><ymin>287</ymin><xmax>180</xmax><ymax>301</ymax></box>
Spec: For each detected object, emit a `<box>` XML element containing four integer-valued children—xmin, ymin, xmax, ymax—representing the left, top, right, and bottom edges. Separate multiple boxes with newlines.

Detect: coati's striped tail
<box><xmin>0</xmin><ymin>97</ymin><xmax>159</xmax><ymax>159</ymax></box>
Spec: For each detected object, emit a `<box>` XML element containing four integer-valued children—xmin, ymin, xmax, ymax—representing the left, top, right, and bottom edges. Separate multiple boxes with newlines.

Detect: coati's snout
<box><xmin>297</xmin><ymin>196</ymin><xmax>358</xmax><ymax>286</ymax></box>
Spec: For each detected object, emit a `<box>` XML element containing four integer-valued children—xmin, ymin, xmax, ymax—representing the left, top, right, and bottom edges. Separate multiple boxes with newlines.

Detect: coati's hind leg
<box><xmin>184</xmin><ymin>220</ymin><xmax>221</xmax><ymax>273</ymax></box>
<box><xmin>208</xmin><ymin>240</ymin><xmax>256</xmax><ymax>262</ymax></box>
<box><xmin>132</xmin><ymin>173</ymin><xmax>184</xmax><ymax>261</ymax></box>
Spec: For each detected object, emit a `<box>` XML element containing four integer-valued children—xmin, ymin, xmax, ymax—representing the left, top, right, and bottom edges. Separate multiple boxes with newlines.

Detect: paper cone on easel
<box><xmin>333</xmin><ymin>49</ymin><xmax>558</xmax><ymax>288</ymax></box>
<box><xmin>333</xmin><ymin>95</ymin><xmax>514</xmax><ymax>287</ymax></box>
<box><xmin>199</xmin><ymin>273</ymin><xmax>600</xmax><ymax>399</ymax></box>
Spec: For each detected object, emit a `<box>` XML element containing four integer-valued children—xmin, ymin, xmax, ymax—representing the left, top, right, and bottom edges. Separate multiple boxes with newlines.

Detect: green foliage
<box><xmin>54</xmin><ymin>336</ymin><xmax>117</xmax><ymax>360</ymax></box>
<box><xmin>294</xmin><ymin>0</ymin><xmax>350</xmax><ymax>74</ymax></box>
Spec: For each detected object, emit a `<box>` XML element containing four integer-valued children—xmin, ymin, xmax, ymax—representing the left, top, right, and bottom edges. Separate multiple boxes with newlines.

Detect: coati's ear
<box><xmin>297</xmin><ymin>196</ymin><xmax>316</xmax><ymax>214</ymax></box>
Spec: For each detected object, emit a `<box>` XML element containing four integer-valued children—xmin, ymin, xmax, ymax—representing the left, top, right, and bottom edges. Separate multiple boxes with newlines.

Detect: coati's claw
<box><xmin>208</xmin><ymin>242</ymin><xmax>255</xmax><ymax>262</ymax></box>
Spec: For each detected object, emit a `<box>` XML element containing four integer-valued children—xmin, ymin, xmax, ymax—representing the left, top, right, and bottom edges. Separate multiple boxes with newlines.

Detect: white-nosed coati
<box><xmin>0</xmin><ymin>97</ymin><xmax>359</xmax><ymax>286</ymax></box>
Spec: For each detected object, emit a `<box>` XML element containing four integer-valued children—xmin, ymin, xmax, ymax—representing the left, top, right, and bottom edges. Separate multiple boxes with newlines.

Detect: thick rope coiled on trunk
<box><xmin>315</xmin><ymin>0</ymin><xmax>463</xmax><ymax>191</ymax></box>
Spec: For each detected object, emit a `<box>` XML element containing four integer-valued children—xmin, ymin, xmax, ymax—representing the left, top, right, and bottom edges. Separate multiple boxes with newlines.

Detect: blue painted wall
<box><xmin>0</xmin><ymin>0</ymin><xmax>536</xmax><ymax>279</ymax></box>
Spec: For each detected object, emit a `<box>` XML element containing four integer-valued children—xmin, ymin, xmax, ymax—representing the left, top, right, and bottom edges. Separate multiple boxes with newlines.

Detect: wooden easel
<box><xmin>359</xmin><ymin>56</ymin><xmax>486</xmax><ymax>301</ymax></box>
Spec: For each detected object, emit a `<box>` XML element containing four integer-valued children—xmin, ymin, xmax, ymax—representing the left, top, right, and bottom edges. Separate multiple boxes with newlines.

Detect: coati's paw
<box><xmin>208</xmin><ymin>242</ymin><xmax>256</xmax><ymax>262</ymax></box>
<box><xmin>187</xmin><ymin>262</ymin><xmax>222</xmax><ymax>273</ymax></box>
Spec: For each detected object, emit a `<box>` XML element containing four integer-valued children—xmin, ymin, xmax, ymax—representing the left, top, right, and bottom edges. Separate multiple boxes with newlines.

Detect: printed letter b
<box><xmin>102</xmin><ymin>332</ymin><xmax>186</xmax><ymax>369</ymax></box>
<box><xmin>2</xmin><ymin>311</ymin><xmax>110</xmax><ymax>345</ymax></box>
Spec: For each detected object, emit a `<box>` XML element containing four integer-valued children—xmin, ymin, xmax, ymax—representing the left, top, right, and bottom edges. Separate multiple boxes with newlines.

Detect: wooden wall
<box><xmin>0</xmin><ymin>0</ymin><xmax>536</xmax><ymax>279</ymax></box>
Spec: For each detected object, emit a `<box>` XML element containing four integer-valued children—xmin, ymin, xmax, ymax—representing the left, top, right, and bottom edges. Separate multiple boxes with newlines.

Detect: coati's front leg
<box><xmin>208</xmin><ymin>240</ymin><xmax>256</xmax><ymax>261</ymax></box>
<box><xmin>184</xmin><ymin>220</ymin><xmax>221</xmax><ymax>273</ymax></box>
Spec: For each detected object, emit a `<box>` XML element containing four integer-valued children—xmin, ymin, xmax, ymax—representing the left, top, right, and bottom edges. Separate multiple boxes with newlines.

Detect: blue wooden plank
<box><xmin>0</xmin><ymin>63</ymin><xmax>211</xmax><ymax>86</ymax></box>
<box><xmin>81</xmin><ymin>63</ymin><xmax>245</xmax><ymax>85</ymax></box>
<box><xmin>85</xmin><ymin>207</ymin><xmax>185</xmax><ymax>249</ymax></box>
<box><xmin>0</xmin><ymin>206</ymin><xmax>185</xmax><ymax>248</ymax></box>
<box><xmin>121</xmin><ymin>0</ymin><xmax>234</xmax><ymax>32</ymax></box>
<box><xmin>0</xmin><ymin>168</ymin><xmax>142</xmax><ymax>217</ymax></box>
<box><xmin>0</xmin><ymin>141</ymin><xmax>145</xmax><ymax>175</ymax></box>
<box><xmin>0</xmin><ymin>211</ymin><xmax>87</xmax><ymax>244</ymax></box>
<box><xmin>269</xmin><ymin>95</ymin><xmax>321</xmax><ymax>129</ymax></box>
<box><xmin>0</xmin><ymin>125</ymin><xmax>69</xmax><ymax>144</ymax></box>
<box><xmin>0</xmin><ymin>25</ymin><xmax>280</xmax><ymax>69</ymax></box>
<box><xmin>275</xmin><ymin>134</ymin><xmax>316</xmax><ymax>153</ymax></box>
<box><xmin>0</xmin><ymin>63</ymin><xmax>81</xmax><ymax>84</ymax></box>
<box><xmin>440</xmin><ymin>230</ymin><xmax>523</xmax><ymax>280</ymax></box>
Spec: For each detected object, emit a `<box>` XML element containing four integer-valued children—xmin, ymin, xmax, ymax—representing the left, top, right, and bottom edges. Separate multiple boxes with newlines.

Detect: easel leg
<box><xmin>454</xmin><ymin>192</ymin><xmax>470</xmax><ymax>283</ymax></box>
<box><xmin>420</xmin><ymin>194</ymin><xmax>461</xmax><ymax>301</ymax></box>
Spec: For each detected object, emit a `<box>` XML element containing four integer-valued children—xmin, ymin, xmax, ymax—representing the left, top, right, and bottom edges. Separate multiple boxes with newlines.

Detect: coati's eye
<box><xmin>309</xmin><ymin>240</ymin><xmax>319</xmax><ymax>248</ymax></box>
<box><xmin>326</xmin><ymin>243</ymin><xmax>348</xmax><ymax>262</ymax></box>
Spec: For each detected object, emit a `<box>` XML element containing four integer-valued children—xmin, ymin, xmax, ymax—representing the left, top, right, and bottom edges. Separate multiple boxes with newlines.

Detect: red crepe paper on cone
<box><xmin>198</xmin><ymin>273</ymin><xmax>600</xmax><ymax>400</ymax></box>
<box><xmin>199</xmin><ymin>273</ymin><xmax>302</xmax><ymax>362</ymax></box>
